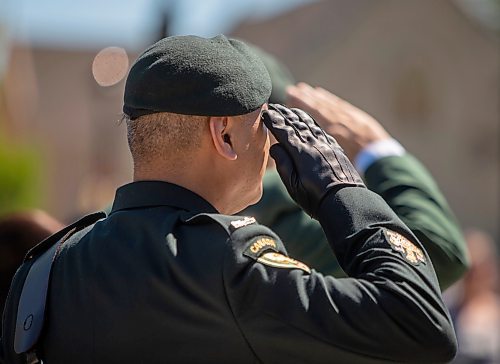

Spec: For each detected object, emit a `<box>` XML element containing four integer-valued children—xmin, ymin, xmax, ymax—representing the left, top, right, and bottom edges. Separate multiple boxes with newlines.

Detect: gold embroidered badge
<box><xmin>230</xmin><ymin>217</ymin><xmax>256</xmax><ymax>231</ymax></box>
<box><xmin>257</xmin><ymin>252</ymin><xmax>311</xmax><ymax>274</ymax></box>
<box><xmin>250</xmin><ymin>238</ymin><xmax>277</xmax><ymax>254</ymax></box>
<box><xmin>385</xmin><ymin>230</ymin><xmax>426</xmax><ymax>265</ymax></box>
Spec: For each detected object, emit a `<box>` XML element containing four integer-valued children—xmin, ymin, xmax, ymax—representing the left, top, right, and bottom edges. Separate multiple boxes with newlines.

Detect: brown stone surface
<box><xmin>1</xmin><ymin>0</ymin><xmax>498</xmax><ymax>238</ymax></box>
<box><xmin>3</xmin><ymin>46</ymin><xmax>135</xmax><ymax>220</ymax></box>
<box><xmin>232</xmin><ymin>0</ymin><xmax>499</xmax><ymax>238</ymax></box>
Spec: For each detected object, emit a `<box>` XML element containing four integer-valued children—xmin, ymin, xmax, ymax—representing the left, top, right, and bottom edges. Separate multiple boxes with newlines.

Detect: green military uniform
<box><xmin>1</xmin><ymin>36</ymin><xmax>457</xmax><ymax>363</ymax></box>
<box><xmin>244</xmin><ymin>154</ymin><xmax>468</xmax><ymax>290</ymax></box>
<box><xmin>3</xmin><ymin>180</ymin><xmax>456</xmax><ymax>363</ymax></box>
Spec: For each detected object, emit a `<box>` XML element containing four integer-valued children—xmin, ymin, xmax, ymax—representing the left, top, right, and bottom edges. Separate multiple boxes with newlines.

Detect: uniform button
<box><xmin>24</xmin><ymin>314</ymin><xmax>34</xmax><ymax>331</ymax></box>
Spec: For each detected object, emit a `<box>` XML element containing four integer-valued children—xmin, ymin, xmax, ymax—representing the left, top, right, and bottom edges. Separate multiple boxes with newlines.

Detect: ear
<box><xmin>209</xmin><ymin>117</ymin><xmax>237</xmax><ymax>161</ymax></box>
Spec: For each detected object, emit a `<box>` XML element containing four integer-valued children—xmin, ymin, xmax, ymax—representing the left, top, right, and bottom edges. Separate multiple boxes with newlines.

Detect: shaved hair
<box><xmin>124</xmin><ymin>112</ymin><xmax>208</xmax><ymax>168</ymax></box>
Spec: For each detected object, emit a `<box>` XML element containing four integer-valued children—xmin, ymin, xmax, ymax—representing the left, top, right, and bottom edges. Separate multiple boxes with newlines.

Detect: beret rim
<box><xmin>123</xmin><ymin>35</ymin><xmax>271</xmax><ymax>118</ymax></box>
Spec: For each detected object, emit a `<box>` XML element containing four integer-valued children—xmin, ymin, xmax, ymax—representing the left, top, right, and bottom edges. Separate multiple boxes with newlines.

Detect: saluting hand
<box><xmin>287</xmin><ymin>83</ymin><xmax>391</xmax><ymax>161</ymax></box>
<box><xmin>262</xmin><ymin>104</ymin><xmax>365</xmax><ymax>218</ymax></box>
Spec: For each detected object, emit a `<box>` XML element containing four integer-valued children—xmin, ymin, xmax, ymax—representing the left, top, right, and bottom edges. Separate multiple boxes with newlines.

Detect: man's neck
<box><xmin>133</xmin><ymin>162</ymin><xmax>236</xmax><ymax>215</ymax></box>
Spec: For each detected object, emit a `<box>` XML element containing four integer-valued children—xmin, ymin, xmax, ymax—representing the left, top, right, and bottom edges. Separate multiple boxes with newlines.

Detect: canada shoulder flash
<box><xmin>243</xmin><ymin>236</ymin><xmax>311</xmax><ymax>274</ymax></box>
<box><xmin>385</xmin><ymin>230</ymin><xmax>426</xmax><ymax>265</ymax></box>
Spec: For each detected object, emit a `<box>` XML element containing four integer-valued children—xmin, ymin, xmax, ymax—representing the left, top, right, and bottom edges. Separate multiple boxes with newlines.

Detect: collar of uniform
<box><xmin>110</xmin><ymin>181</ymin><xmax>218</xmax><ymax>214</ymax></box>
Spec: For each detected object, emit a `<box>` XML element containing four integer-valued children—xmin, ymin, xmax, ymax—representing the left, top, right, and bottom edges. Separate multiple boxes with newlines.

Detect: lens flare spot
<box><xmin>92</xmin><ymin>47</ymin><xmax>129</xmax><ymax>87</ymax></box>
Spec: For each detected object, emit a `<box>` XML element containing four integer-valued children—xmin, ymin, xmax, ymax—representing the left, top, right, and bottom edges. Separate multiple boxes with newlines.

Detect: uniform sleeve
<box><xmin>223</xmin><ymin>187</ymin><xmax>457</xmax><ymax>364</ymax></box>
<box><xmin>243</xmin><ymin>169</ymin><xmax>343</xmax><ymax>276</ymax></box>
<box><xmin>364</xmin><ymin>154</ymin><xmax>469</xmax><ymax>290</ymax></box>
<box><xmin>0</xmin><ymin>339</ymin><xmax>5</xmax><ymax>364</ymax></box>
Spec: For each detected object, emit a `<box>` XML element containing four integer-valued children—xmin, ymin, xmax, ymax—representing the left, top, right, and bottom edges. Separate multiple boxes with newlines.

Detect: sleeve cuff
<box><xmin>354</xmin><ymin>138</ymin><xmax>406</xmax><ymax>175</ymax></box>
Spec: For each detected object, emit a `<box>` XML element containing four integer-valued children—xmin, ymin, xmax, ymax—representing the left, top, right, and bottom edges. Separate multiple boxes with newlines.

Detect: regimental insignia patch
<box><xmin>249</xmin><ymin>237</ymin><xmax>277</xmax><ymax>254</ymax></box>
<box><xmin>243</xmin><ymin>236</ymin><xmax>279</xmax><ymax>260</ymax></box>
<box><xmin>242</xmin><ymin>235</ymin><xmax>311</xmax><ymax>274</ymax></box>
<box><xmin>257</xmin><ymin>252</ymin><xmax>311</xmax><ymax>274</ymax></box>
<box><xmin>385</xmin><ymin>230</ymin><xmax>426</xmax><ymax>265</ymax></box>
<box><xmin>230</xmin><ymin>217</ymin><xmax>256</xmax><ymax>232</ymax></box>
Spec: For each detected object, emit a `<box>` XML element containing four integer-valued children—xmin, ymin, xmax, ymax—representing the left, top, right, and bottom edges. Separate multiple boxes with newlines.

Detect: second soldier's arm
<box><xmin>364</xmin><ymin>154</ymin><xmax>468</xmax><ymax>290</ymax></box>
<box><xmin>284</xmin><ymin>83</ymin><xmax>468</xmax><ymax>289</ymax></box>
<box><xmin>223</xmin><ymin>105</ymin><xmax>457</xmax><ymax>363</ymax></box>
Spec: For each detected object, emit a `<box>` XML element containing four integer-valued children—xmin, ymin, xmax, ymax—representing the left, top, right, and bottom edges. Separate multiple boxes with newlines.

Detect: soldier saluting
<box><xmin>2</xmin><ymin>35</ymin><xmax>456</xmax><ymax>363</ymax></box>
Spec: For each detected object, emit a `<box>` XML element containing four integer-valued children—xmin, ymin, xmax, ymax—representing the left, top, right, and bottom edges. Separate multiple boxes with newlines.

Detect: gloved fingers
<box><xmin>268</xmin><ymin>104</ymin><xmax>311</xmax><ymax>141</ymax></box>
<box><xmin>262</xmin><ymin>110</ymin><xmax>303</xmax><ymax>148</ymax></box>
<box><xmin>291</xmin><ymin>108</ymin><xmax>328</xmax><ymax>143</ymax></box>
<box><xmin>288</xmin><ymin>107</ymin><xmax>343</xmax><ymax>149</ymax></box>
<box><xmin>270</xmin><ymin>104</ymin><xmax>311</xmax><ymax>137</ymax></box>
<box><xmin>262</xmin><ymin>109</ymin><xmax>295</xmax><ymax>144</ymax></box>
<box><xmin>269</xmin><ymin>143</ymin><xmax>297</xmax><ymax>192</ymax></box>
<box><xmin>270</xmin><ymin>103</ymin><xmax>298</xmax><ymax>121</ymax></box>
<box><xmin>262</xmin><ymin>107</ymin><xmax>311</xmax><ymax>157</ymax></box>
<box><xmin>269</xmin><ymin>143</ymin><xmax>293</xmax><ymax>171</ymax></box>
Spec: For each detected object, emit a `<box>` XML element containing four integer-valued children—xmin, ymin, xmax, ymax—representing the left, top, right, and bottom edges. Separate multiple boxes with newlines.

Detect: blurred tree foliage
<box><xmin>0</xmin><ymin>83</ymin><xmax>42</xmax><ymax>216</ymax></box>
<box><xmin>0</xmin><ymin>139</ymin><xmax>42</xmax><ymax>216</ymax></box>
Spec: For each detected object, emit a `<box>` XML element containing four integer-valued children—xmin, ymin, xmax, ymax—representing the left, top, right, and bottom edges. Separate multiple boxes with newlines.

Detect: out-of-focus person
<box><xmin>244</xmin><ymin>79</ymin><xmax>469</xmax><ymax>290</ymax></box>
<box><xmin>447</xmin><ymin>229</ymin><xmax>500</xmax><ymax>363</ymax></box>
<box><xmin>0</xmin><ymin>210</ymin><xmax>63</xmax><ymax>323</ymax></box>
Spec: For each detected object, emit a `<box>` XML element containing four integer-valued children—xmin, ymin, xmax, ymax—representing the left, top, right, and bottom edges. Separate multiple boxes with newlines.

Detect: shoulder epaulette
<box><xmin>186</xmin><ymin>213</ymin><xmax>310</xmax><ymax>274</ymax></box>
<box><xmin>12</xmin><ymin>211</ymin><xmax>106</xmax><ymax>356</ymax></box>
<box><xmin>23</xmin><ymin>212</ymin><xmax>106</xmax><ymax>260</ymax></box>
<box><xmin>184</xmin><ymin>212</ymin><xmax>262</xmax><ymax>235</ymax></box>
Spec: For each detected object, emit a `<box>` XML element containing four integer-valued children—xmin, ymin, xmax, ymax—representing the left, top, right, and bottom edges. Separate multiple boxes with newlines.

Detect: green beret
<box><xmin>123</xmin><ymin>35</ymin><xmax>272</xmax><ymax>119</ymax></box>
<box><xmin>246</xmin><ymin>43</ymin><xmax>295</xmax><ymax>104</ymax></box>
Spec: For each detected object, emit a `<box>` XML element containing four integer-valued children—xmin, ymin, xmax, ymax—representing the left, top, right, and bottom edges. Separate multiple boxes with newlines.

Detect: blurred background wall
<box><xmin>0</xmin><ymin>0</ymin><xmax>498</xmax><ymax>240</ymax></box>
<box><xmin>232</xmin><ymin>0</ymin><xmax>500</xmax><ymax>240</ymax></box>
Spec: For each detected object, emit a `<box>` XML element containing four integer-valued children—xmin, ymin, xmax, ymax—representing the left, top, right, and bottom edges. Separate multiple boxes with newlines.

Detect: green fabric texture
<box><xmin>245</xmin><ymin>154</ymin><xmax>469</xmax><ymax>289</ymax></box>
<box><xmin>364</xmin><ymin>154</ymin><xmax>469</xmax><ymax>290</ymax></box>
<box><xmin>123</xmin><ymin>35</ymin><xmax>272</xmax><ymax>119</ymax></box>
<box><xmin>3</xmin><ymin>181</ymin><xmax>457</xmax><ymax>362</ymax></box>
<box><xmin>246</xmin><ymin>44</ymin><xmax>295</xmax><ymax>104</ymax></box>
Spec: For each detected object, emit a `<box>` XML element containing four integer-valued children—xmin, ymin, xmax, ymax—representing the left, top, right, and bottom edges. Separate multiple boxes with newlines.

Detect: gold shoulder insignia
<box><xmin>385</xmin><ymin>230</ymin><xmax>426</xmax><ymax>265</ymax></box>
<box><xmin>257</xmin><ymin>252</ymin><xmax>311</xmax><ymax>274</ymax></box>
<box><xmin>230</xmin><ymin>217</ymin><xmax>256</xmax><ymax>231</ymax></box>
<box><xmin>249</xmin><ymin>237</ymin><xmax>277</xmax><ymax>254</ymax></box>
<box><xmin>243</xmin><ymin>236</ymin><xmax>279</xmax><ymax>260</ymax></box>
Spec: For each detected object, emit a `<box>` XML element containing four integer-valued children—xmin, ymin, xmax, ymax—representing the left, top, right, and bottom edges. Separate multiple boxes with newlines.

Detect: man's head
<box><xmin>122</xmin><ymin>35</ymin><xmax>272</xmax><ymax>214</ymax></box>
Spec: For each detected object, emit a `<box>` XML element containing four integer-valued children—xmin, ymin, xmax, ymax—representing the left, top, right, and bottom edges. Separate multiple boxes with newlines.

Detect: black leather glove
<box><xmin>262</xmin><ymin>104</ymin><xmax>365</xmax><ymax>218</ymax></box>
